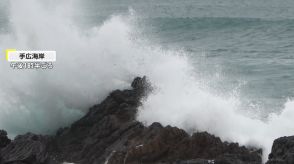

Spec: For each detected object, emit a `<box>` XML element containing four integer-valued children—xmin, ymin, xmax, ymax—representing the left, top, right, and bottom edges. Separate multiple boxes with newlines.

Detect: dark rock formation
<box><xmin>0</xmin><ymin>77</ymin><xmax>262</xmax><ymax>164</ymax></box>
<box><xmin>0</xmin><ymin>133</ymin><xmax>57</xmax><ymax>164</ymax></box>
<box><xmin>266</xmin><ymin>136</ymin><xmax>294</xmax><ymax>164</ymax></box>
<box><xmin>0</xmin><ymin>130</ymin><xmax>10</xmax><ymax>148</ymax></box>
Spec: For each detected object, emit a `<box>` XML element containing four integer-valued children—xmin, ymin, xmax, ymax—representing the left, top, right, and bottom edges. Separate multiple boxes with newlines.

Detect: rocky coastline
<box><xmin>0</xmin><ymin>77</ymin><xmax>293</xmax><ymax>164</ymax></box>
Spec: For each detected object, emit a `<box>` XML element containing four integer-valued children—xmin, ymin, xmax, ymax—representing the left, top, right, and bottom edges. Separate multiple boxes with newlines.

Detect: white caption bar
<box><xmin>7</xmin><ymin>51</ymin><xmax>56</xmax><ymax>62</ymax></box>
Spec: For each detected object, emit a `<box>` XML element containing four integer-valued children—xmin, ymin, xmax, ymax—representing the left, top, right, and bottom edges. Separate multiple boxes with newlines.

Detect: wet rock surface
<box><xmin>0</xmin><ymin>130</ymin><xmax>10</xmax><ymax>149</ymax></box>
<box><xmin>0</xmin><ymin>77</ymin><xmax>265</xmax><ymax>164</ymax></box>
<box><xmin>266</xmin><ymin>136</ymin><xmax>294</xmax><ymax>164</ymax></box>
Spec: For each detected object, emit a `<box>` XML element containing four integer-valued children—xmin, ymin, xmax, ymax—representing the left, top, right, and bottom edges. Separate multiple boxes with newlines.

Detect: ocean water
<box><xmin>80</xmin><ymin>0</ymin><xmax>294</xmax><ymax>113</ymax></box>
<box><xmin>0</xmin><ymin>0</ymin><xmax>294</xmax><ymax>161</ymax></box>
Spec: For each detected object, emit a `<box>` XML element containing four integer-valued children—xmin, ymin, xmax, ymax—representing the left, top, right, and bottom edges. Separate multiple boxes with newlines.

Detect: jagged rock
<box><xmin>0</xmin><ymin>77</ymin><xmax>263</xmax><ymax>164</ymax></box>
<box><xmin>0</xmin><ymin>133</ymin><xmax>58</xmax><ymax>164</ymax></box>
<box><xmin>266</xmin><ymin>136</ymin><xmax>294</xmax><ymax>164</ymax></box>
<box><xmin>106</xmin><ymin>126</ymin><xmax>261</xmax><ymax>164</ymax></box>
<box><xmin>0</xmin><ymin>130</ymin><xmax>10</xmax><ymax>148</ymax></box>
